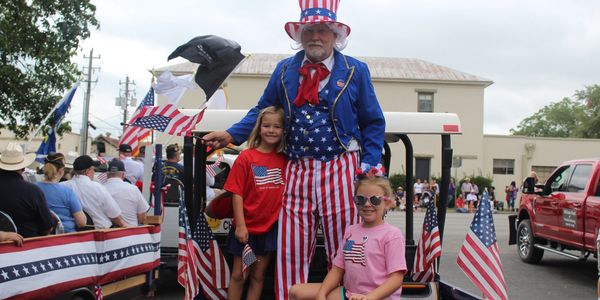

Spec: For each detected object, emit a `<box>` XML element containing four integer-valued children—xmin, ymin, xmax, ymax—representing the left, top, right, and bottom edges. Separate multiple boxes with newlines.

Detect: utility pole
<box><xmin>117</xmin><ymin>76</ymin><xmax>136</xmax><ymax>134</ymax></box>
<box><xmin>80</xmin><ymin>49</ymin><xmax>100</xmax><ymax>155</ymax></box>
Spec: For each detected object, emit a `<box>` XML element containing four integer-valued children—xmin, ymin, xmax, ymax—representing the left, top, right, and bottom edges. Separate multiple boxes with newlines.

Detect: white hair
<box><xmin>291</xmin><ymin>23</ymin><xmax>348</xmax><ymax>51</ymax></box>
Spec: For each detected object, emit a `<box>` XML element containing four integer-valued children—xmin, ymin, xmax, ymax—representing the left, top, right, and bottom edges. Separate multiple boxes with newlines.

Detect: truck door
<box><xmin>534</xmin><ymin>165</ymin><xmax>572</xmax><ymax>238</ymax></box>
<box><xmin>557</xmin><ymin>164</ymin><xmax>593</xmax><ymax>247</ymax></box>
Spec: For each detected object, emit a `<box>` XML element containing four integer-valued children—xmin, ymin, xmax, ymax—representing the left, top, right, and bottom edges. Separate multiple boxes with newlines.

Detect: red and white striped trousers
<box><xmin>275</xmin><ymin>151</ymin><xmax>359</xmax><ymax>300</ymax></box>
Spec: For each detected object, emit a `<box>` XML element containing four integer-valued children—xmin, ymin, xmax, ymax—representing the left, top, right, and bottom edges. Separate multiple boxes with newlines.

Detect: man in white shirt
<box><xmin>103</xmin><ymin>159</ymin><xmax>149</xmax><ymax>226</ymax></box>
<box><xmin>119</xmin><ymin>144</ymin><xmax>144</xmax><ymax>184</ymax></box>
<box><xmin>61</xmin><ymin>155</ymin><xmax>125</xmax><ymax>228</ymax></box>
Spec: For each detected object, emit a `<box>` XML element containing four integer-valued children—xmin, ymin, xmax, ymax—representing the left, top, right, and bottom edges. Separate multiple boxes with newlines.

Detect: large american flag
<box><xmin>131</xmin><ymin>104</ymin><xmax>206</xmax><ymax>137</ymax></box>
<box><xmin>177</xmin><ymin>193</ymin><xmax>229</xmax><ymax>300</ymax></box>
<box><xmin>412</xmin><ymin>197</ymin><xmax>442</xmax><ymax>282</ymax></box>
<box><xmin>120</xmin><ymin>87</ymin><xmax>154</xmax><ymax>156</ymax></box>
<box><xmin>252</xmin><ymin>165</ymin><xmax>284</xmax><ymax>186</ymax></box>
<box><xmin>457</xmin><ymin>191</ymin><xmax>508</xmax><ymax>300</ymax></box>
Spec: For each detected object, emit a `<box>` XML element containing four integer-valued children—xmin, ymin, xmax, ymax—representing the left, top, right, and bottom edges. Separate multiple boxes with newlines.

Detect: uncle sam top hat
<box><xmin>285</xmin><ymin>0</ymin><xmax>351</xmax><ymax>43</ymax></box>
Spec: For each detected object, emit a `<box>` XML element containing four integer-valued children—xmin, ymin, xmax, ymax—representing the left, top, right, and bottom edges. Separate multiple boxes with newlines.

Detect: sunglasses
<box><xmin>353</xmin><ymin>195</ymin><xmax>386</xmax><ymax>207</ymax></box>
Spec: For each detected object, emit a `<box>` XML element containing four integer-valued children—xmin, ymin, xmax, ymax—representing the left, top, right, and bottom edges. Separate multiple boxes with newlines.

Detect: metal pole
<box><xmin>438</xmin><ymin>135</ymin><xmax>452</xmax><ymax>244</ymax></box>
<box><xmin>399</xmin><ymin>134</ymin><xmax>414</xmax><ymax>245</ymax></box>
<box><xmin>80</xmin><ymin>49</ymin><xmax>93</xmax><ymax>155</ymax></box>
<box><xmin>183</xmin><ymin>136</ymin><xmax>194</xmax><ymax>222</ymax></box>
<box><xmin>122</xmin><ymin>76</ymin><xmax>130</xmax><ymax>133</ymax></box>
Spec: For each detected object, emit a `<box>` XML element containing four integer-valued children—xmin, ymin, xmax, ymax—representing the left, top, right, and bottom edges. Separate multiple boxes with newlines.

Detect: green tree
<box><xmin>509</xmin><ymin>97</ymin><xmax>586</xmax><ymax>137</ymax></box>
<box><xmin>0</xmin><ymin>0</ymin><xmax>98</xmax><ymax>138</ymax></box>
<box><xmin>575</xmin><ymin>85</ymin><xmax>600</xmax><ymax>138</ymax></box>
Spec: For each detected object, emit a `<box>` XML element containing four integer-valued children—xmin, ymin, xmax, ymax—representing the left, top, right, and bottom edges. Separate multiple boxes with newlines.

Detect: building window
<box><xmin>418</xmin><ymin>92</ymin><xmax>434</xmax><ymax>112</ymax></box>
<box><xmin>493</xmin><ymin>159</ymin><xmax>514</xmax><ymax>175</ymax></box>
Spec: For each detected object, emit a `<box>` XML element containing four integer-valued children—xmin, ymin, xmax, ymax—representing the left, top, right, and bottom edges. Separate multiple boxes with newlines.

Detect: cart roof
<box><xmin>187</xmin><ymin>109</ymin><xmax>461</xmax><ymax>136</ymax></box>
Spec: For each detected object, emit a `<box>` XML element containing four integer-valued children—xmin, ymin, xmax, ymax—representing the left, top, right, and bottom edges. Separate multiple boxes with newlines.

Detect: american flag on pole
<box><xmin>177</xmin><ymin>192</ymin><xmax>229</xmax><ymax>299</ymax></box>
<box><xmin>457</xmin><ymin>191</ymin><xmax>508</xmax><ymax>300</ymax></box>
<box><xmin>196</xmin><ymin>213</ymin><xmax>229</xmax><ymax>299</ymax></box>
<box><xmin>131</xmin><ymin>104</ymin><xmax>206</xmax><ymax>137</ymax></box>
<box><xmin>412</xmin><ymin>198</ymin><xmax>442</xmax><ymax>282</ymax></box>
<box><xmin>177</xmin><ymin>192</ymin><xmax>202</xmax><ymax>300</ymax></box>
<box><xmin>251</xmin><ymin>165</ymin><xmax>284</xmax><ymax>186</ymax></box>
<box><xmin>120</xmin><ymin>87</ymin><xmax>154</xmax><ymax>156</ymax></box>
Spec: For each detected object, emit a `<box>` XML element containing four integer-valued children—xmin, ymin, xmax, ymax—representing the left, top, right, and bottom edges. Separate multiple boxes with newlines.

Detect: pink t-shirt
<box><xmin>333</xmin><ymin>222</ymin><xmax>407</xmax><ymax>299</ymax></box>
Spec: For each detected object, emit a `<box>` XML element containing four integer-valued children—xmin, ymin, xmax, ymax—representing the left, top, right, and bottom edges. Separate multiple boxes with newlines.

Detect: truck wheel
<box><xmin>517</xmin><ymin>219</ymin><xmax>544</xmax><ymax>263</ymax></box>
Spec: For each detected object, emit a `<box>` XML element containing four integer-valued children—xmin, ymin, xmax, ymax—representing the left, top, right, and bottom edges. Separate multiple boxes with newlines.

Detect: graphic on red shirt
<box><xmin>251</xmin><ymin>165</ymin><xmax>284</xmax><ymax>186</ymax></box>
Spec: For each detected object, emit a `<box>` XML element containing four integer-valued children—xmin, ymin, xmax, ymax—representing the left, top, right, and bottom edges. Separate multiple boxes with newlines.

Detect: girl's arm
<box><xmin>351</xmin><ymin>270</ymin><xmax>404</xmax><ymax>300</ymax></box>
<box><xmin>232</xmin><ymin>194</ymin><xmax>248</xmax><ymax>244</ymax></box>
<box><xmin>315</xmin><ymin>266</ymin><xmax>344</xmax><ymax>300</ymax></box>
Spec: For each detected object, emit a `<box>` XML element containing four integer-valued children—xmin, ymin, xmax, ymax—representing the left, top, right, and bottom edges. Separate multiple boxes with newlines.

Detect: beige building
<box><xmin>153</xmin><ymin>53</ymin><xmax>600</xmax><ymax>191</ymax></box>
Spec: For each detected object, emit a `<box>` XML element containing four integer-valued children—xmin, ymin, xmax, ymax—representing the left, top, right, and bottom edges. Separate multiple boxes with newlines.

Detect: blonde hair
<box><xmin>247</xmin><ymin>106</ymin><xmax>285</xmax><ymax>153</ymax></box>
<box><xmin>355</xmin><ymin>177</ymin><xmax>393</xmax><ymax>198</ymax></box>
<box><xmin>43</xmin><ymin>153</ymin><xmax>65</xmax><ymax>181</ymax></box>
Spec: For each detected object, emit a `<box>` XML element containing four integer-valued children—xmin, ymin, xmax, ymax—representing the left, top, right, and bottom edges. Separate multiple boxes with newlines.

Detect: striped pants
<box><xmin>275</xmin><ymin>151</ymin><xmax>359</xmax><ymax>300</ymax></box>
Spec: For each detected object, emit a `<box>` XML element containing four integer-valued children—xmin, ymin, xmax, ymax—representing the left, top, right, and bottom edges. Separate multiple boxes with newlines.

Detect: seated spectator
<box><xmin>0</xmin><ymin>142</ymin><xmax>55</xmax><ymax>237</ymax></box>
<box><xmin>455</xmin><ymin>195</ymin><xmax>468</xmax><ymax>213</ymax></box>
<box><xmin>466</xmin><ymin>190</ymin><xmax>478</xmax><ymax>213</ymax></box>
<box><xmin>103</xmin><ymin>159</ymin><xmax>150</xmax><ymax>226</ymax></box>
<box><xmin>61</xmin><ymin>155</ymin><xmax>126</xmax><ymax>228</ymax></box>
<box><xmin>0</xmin><ymin>231</ymin><xmax>23</xmax><ymax>246</ymax></box>
<box><xmin>119</xmin><ymin>144</ymin><xmax>144</xmax><ymax>184</ymax></box>
<box><xmin>36</xmin><ymin>152</ymin><xmax>87</xmax><ymax>233</ymax></box>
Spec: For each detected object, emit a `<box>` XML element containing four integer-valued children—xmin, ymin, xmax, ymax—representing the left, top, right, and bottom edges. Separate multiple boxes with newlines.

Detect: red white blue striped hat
<box><xmin>285</xmin><ymin>0</ymin><xmax>351</xmax><ymax>42</ymax></box>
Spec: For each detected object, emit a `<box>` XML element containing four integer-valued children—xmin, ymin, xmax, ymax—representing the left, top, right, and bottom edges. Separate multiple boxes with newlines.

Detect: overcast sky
<box><xmin>66</xmin><ymin>0</ymin><xmax>600</xmax><ymax>138</ymax></box>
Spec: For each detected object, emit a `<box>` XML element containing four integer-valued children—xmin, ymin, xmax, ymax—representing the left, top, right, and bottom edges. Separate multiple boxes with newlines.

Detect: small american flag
<box><xmin>120</xmin><ymin>87</ymin><xmax>154</xmax><ymax>156</ymax></box>
<box><xmin>412</xmin><ymin>197</ymin><xmax>442</xmax><ymax>282</ymax></box>
<box><xmin>94</xmin><ymin>284</ymin><xmax>103</xmax><ymax>300</ymax></box>
<box><xmin>131</xmin><ymin>104</ymin><xmax>205</xmax><ymax>137</ymax></box>
<box><xmin>251</xmin><ymin>165</ymin><xmax>283</xmax><ymax>186</ymax></box>
<box><xmin>241</xmin><ymin>244</ymin><xmax>257</xmax><ymax>275</ymax></box>
<box><xmin>207</xmin><ymin>154</ymin><xmax>224</xmax><ymax>177</ymax></box>
<box><xmin>457</xmin><ymin>191</ymin><xmax>508</xmax><ymax>300</ymax></box>
<box><xmin>342</xmin><ymin>237</ymin><xmax>366</xmax><ymax>266</ymax></box>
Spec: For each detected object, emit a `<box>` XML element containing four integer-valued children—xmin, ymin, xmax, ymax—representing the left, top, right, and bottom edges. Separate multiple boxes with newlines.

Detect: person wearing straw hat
<box><xmin>0</xmin><ymin>142</ymin><xmax>55</xmax><ymax>238</ymax></box>
<box><xmin>203</xmin><ymin>1</ymin><xmax>385</xmax><ymax>298</ymax></box>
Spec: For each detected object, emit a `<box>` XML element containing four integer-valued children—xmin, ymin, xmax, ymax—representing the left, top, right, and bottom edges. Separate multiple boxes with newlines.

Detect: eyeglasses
<box><xmin>353</xmin><ymin>195</ymin><xmax>386</xmax><ymax>207</ymax></box>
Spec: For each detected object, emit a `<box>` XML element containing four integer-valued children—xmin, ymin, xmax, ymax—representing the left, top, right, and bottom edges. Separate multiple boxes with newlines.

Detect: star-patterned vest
<box><xmin>286</xmin><ymin>88</ymin><xmax>344</xmax><ymax>161</ymax></box>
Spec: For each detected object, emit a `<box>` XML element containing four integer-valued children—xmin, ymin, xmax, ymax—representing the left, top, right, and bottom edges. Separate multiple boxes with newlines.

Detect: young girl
<box><xmin>289</xmin><ymin>177</ymin><xmax>406</xmax><ymax>300</ymax></box>
<box><xmin>223</xmin><ymin>106</ymin><xmax>287</xmax><ymax>300</ymax></box>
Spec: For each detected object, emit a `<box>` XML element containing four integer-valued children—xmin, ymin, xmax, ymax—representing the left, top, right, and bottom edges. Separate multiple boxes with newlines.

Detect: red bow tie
<box><xmin>293</xmin><ymin>62</ymin><xmax>330</xmax><ymax>107</ymax></box>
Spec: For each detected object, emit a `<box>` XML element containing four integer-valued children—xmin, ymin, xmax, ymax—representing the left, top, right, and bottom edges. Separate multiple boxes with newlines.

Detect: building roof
<box><xmin>153</xmin><ymin>53</ymin><xmax>492</xmax><ymax>86</ymax></box>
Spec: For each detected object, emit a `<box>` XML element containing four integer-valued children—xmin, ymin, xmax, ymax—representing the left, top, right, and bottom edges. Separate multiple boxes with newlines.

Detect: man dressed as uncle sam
<box><xmin>203</xmin><ymin>1</ymin><xmax>385</xmax><ymax>298</ymax></box>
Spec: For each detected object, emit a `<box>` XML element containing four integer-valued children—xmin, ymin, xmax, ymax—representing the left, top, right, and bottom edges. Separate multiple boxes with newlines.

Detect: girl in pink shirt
<box><xmin>289</xmin><ymin>177</ymin><xmax>407</xmax><ymax>300</ymax></box>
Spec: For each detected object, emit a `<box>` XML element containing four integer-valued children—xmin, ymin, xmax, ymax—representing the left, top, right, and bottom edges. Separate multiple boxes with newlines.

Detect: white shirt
<box><xmin>414</xmin><ymin>182</ymin><xmax>424</xmax><ymax>194</ymax></box>
<box><xmin>123</xmin><ymin>157</ymin><xmax>144</xmax><ymax>183</ymax></box>
<box><xmin>104</xmin><ymin>178</ymin><xmax>150</xmax><ymax>226</ymax></box>
<box><xmin>300</xmin><ymin>52</ymin><xmax>335</xmax><ymax>92</ymax></box>
<box><xmin>61</xmin><ymin>175</ymin><xmax>122</xmax><ymax>228</ymax></box>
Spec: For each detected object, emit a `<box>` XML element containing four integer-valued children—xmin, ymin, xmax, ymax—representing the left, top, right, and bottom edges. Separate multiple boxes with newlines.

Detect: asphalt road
<box><xmin>112</xmin><ymin>211</ymin><xmax>598</xmax><ymax>299</ymax></box>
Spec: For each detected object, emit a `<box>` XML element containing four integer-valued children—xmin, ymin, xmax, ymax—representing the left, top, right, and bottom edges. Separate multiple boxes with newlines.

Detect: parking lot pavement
<box><xmin>388</xmin><ymin>210</ymin><xmax>598</xmax><ymax>299</ymax></box>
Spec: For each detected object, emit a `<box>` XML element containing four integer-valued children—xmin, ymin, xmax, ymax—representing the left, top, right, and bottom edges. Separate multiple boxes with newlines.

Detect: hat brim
<box><xmin>285</xmin><ymin>21</ymin><xmax>351</xmax><ymax>43</ymax></box>
<box><xmin>0</xmin><ymin>153</ymin><xmax>36</xmax><ymax>171</ymax></box>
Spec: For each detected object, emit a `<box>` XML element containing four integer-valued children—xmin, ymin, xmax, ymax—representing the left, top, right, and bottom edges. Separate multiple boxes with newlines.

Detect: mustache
<box><xmin>307</xmin><ymin>42</ymin><xmax>323</xmax><ymax>47</ymax></box>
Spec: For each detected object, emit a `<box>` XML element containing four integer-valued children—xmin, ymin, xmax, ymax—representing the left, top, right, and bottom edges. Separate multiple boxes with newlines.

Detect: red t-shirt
<box><xmin>224</xmin><ymin>148</ymin><xmax>286</xmax><ymax>234</ymax></box>
<box><xmin>456</xmin><ymin>197</ymin><xmax>465</xmax><ymax>208</ymax></box>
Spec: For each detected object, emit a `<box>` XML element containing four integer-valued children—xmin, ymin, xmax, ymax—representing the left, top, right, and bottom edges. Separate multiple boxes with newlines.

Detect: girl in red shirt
<box><xmin>224</xmin><ymin>106</ymin><xmax>287</xmax><ymax>300</ymax></box>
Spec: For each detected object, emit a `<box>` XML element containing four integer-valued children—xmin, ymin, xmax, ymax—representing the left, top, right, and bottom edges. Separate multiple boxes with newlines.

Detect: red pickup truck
<box><xmin>510</xmin><ymin>158</ymin><xmax>600</xmax><ymax>264</ymax></box>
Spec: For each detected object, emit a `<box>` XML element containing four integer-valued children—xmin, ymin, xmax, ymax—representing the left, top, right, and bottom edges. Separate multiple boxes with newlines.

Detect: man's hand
<box><xmin>0</xmin><ymin>231</ymin><xmax>24</xmax><ymax>246</ymax></box>
<box><xmin>202</xmin><ymin>131</ymin><xmax>234</xmax><ymax>150</ymax></box>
